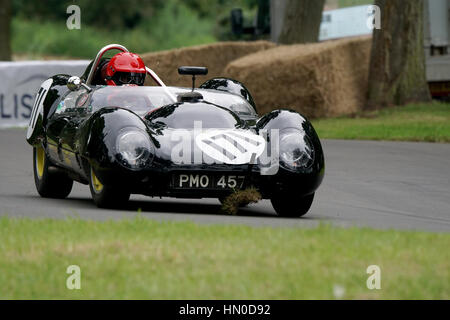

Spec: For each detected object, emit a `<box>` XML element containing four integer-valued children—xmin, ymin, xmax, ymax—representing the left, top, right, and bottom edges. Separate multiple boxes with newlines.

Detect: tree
<box><xmin>367</xmin><ymin>0</ymin><xmax>431</xmax><ymax>108</ymax></box>
<box><xmin>278</xmin><ymin>0</ymin><xmax>325</xmax><ymax>44</ymax></box>
<box><xmin>0</xmin><ymin>0</ymin><xmax>12</xmax><ymax>60</ymax></box>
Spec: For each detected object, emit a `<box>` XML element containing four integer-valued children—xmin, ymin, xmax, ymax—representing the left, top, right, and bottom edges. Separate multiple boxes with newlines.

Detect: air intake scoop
<box><xmin>177</xmin><ymin>91</ymin><xmax>203</xmax><ymax>102</ymax></box>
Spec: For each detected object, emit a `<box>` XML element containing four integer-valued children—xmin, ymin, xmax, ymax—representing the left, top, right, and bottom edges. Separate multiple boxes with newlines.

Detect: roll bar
<box><xmin>86</xmin><ymin>44</ymin><xmax>129</xmax><ymax>85</ymax></box>
<box><xmin>146</xmin><ymin>67</ymin><xmax>176</xmax><ymax>102</ymax></box>
<box><xmin>86</xmin><ymin>44</ymin><xmax>176</xmax><ymax>103</ymax></box>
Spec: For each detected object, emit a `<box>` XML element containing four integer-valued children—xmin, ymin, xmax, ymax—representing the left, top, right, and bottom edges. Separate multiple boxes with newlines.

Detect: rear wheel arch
<box><xmin>200</xmin><ymin>77</ymin><xmax>257</xmax><ymax>112</ymax></box>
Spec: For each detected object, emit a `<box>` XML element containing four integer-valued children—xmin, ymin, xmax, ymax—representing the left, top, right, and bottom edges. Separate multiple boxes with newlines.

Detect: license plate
<box><xmin>173</xmin><ymin>174</ymin><xmax>245</xmax><ymax>190</ymax></box>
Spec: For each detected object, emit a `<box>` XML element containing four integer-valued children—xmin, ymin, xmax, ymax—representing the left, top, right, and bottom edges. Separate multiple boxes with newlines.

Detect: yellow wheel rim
<box><xmin>36</xmin><ymin>146</ymin><xmax>45</xmax><ymax>178</ymax></box>
<box><xmin>91</xmin><ymin>167</ymin><xmax>104</xmax><ymax>193</ymax></box>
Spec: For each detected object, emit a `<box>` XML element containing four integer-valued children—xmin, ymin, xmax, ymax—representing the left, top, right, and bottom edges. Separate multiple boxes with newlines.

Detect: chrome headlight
<box><xmin>115</xmin><ymin>128</ymin><xmax>154</xmax><ymax>169</ymax></box>
<box><xmin>279</xmin><ymin>128</ymin><xmax>314</xmax><ymax>170</ymax></box>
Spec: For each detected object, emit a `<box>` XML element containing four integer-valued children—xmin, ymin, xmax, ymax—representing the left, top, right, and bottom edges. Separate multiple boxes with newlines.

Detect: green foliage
<box><xmin>0</xmin><ymin>217</ymin><xmax>448</xmax><ymax>299</ymax></box>
<box><xmin>137</xmin><ymin>0</ymin><xmax>216</xmax><ymax>51</ymax></box>
<box><xmin>11</xmin><ymin>0</ymin><xmax>263</xmax><ymax>58</ymax></box>
<box><xmin>312</xmin><ymin>102</ymin><xmax>450</xmax><ymax>142</ymax></box>
<box><xmin>12</xmin><ymin>0</ymin><xmax>256</xmax><ymax>31</ymax></box>
<box><xmin>338</xmin><ymin>0</ymin><xmax>373</xmax><ymax>8</ymax></box>
<box><xmin>12</xmin><ymin>0</ymin><xmax>164</xmax><ymax>30</ymax></box>
<box><xmin>12</xmin><ymin>0</ymin><xmax>216</xmax><ymax>58</ymax></box>
<box><xmin>11</xmin><ymin>0</ymin><xmax>260</xmax><ymax>57</ymax></box>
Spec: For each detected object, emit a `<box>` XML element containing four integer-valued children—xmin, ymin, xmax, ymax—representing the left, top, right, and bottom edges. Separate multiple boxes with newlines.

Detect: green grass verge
<box><xmin>0</xmin><ymin>217</ymin><xmax>448</xmax><ymax>299</ymax></box>
<box><xmin>312</xmin><ymin>102</ymin><xmax>450</xmax><ymax>142</ymax></box>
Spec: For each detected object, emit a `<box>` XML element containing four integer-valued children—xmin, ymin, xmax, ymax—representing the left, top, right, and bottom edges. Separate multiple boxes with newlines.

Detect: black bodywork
<box><xmin>27</xmin><ymin>71</ymin><xmax>324</xmax><ymax>205</ymax></box>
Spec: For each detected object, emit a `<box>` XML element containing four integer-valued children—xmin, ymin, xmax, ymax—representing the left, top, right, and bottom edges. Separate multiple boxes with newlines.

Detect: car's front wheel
<box><xmin>33</xmin><ymin>145</ymin><xmax>73</xmax><ymax>198</ymax></box>
<box><xmin>88</xmin><ymin>166</ymin><xmax>130</xmax><ymax>208</ymax></box>
<box><xmin>271</xmin><ymin>193</ymin><xmax>315</xmax><ymax>217</ymax></box>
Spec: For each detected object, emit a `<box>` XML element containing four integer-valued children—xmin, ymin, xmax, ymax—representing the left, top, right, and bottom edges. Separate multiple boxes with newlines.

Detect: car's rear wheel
<box><xmin>271</xmin><ymin>193</ymin><xmax>314</xmax><ymax>217</ymax></box>
<box><xmin>89</xmin><ymin>166</ymin><xmax>130</xmax><ymax>208</ymax></box>
<box><xmin>33</xmin><ymin>145</ymin><xmax>73</xmax><ymax>198</ymax></box>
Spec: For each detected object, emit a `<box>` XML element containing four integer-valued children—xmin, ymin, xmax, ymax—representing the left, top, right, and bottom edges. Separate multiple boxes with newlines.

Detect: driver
<box><xmin>101</xmin><ymin>52</ymin><xmax>146</xmax><ymax>86</ymax></box>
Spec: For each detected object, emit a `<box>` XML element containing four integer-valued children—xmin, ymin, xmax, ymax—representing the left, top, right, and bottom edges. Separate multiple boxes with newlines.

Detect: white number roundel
<box><xmin>195</xmin><ymin>129</ymin><xmax>265</xmax><ymax>165</ymax></box>
<box><xmin>27</xmin><ymin>79</ymin><xmax>53</xmax><ymax>140</ymax></box>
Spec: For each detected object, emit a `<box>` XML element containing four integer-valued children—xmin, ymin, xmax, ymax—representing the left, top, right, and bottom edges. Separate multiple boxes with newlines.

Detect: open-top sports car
<box><xmin>26</xmin><ymin>44</ymin><xmax>324</xmax><ymax>217</ymax></box>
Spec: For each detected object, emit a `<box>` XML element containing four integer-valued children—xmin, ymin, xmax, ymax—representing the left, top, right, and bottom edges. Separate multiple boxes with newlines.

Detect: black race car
<box><xmin>26</xmin><ymin>44</ymin><xmax>324</xmax><ymax>217</ymax></box>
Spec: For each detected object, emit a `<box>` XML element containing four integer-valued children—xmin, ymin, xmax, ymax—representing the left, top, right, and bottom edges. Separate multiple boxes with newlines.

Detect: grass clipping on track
<box><xmin>221</xmin><ymin>188</ymin><xmax>262</xmax><ymax>215</ymax></box>
<box><xmin>0</xmin><ymin>217</ymin><xmax>449</xmax><ymax>299</ymax></box>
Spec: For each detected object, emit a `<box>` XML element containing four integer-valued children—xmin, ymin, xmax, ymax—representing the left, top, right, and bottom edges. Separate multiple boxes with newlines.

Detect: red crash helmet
<box><xmin>101</xmin><ymin>52</ymin><xmax>146</xmax><ymax>86</ymax></box>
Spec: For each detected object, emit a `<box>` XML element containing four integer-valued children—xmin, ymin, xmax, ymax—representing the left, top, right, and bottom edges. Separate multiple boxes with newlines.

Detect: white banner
<box><xmin>0</xmin><ymin>60</ymin><xmax>89</xmax><ymax>128</ymax></box>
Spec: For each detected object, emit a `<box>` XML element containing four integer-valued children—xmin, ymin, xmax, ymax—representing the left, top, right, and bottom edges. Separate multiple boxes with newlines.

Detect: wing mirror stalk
<box><xmin>178</xmin><ymin>66</ymin><xmax>208</xmax><ymax>92</ymax></box>
<box><xmin>67</xmin><ymin>76</ymin><xmax>92</xmax><ymax>92</ymax></box>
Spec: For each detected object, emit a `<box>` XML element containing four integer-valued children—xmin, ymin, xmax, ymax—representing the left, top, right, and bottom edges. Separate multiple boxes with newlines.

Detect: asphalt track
<box><xmin>1</xmin><ymin>128</ymin><xmax>449</xmax><ymax>232</ymax></box>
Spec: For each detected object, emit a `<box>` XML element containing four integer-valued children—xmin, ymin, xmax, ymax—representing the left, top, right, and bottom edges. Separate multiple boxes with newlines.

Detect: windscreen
<box><xmin>90</xmin><ymin>86</ymin><xmax>174</xmax><ymax>116</ymax></box>
<box><xmin>148</xmin><ymin>102</ymin><xmax>242</xmax><ymax>129</ymax></box>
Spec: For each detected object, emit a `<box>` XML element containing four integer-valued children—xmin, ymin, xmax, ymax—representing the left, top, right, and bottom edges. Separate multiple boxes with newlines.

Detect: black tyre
<box><xmin>33</xmin><ymin>146</ymin><xmax>73</xmax><ymax>198</ymax></box>
<box><xmin>271</xmin><ymin>193</ymin><xmax>315</xmax><ymax>217</ymax></box>
<box><xmin>88</xmin><ymin>166</ymin><xmax>130</xmax><ymax>208</ymax></box>
<box><xmin>218</xmin><ymin>197</ymin><xmax>226</xmax><ymax>205</ymax></box>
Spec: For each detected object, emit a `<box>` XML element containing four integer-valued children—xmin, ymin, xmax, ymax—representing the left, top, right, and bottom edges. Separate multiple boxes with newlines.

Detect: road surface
<box><xmin>1</xmin><ymin>128</ymin><xmax>449</xmax><ymax>231</ymax></box>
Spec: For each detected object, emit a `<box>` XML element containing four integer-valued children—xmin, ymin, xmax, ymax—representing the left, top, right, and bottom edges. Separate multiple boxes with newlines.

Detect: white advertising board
<box><xmin>319</xmin><ymin>5</ymin><xmax>373</xmax><ymax>41</ymax></box>
<box><xmin>0</xmin><ymin>60</ymin><xmax>89</xmax><ymax>128</ymax></box>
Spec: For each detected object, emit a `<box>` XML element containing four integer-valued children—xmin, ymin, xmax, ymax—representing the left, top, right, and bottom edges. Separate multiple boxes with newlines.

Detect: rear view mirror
<box><xmin>178</xmin><ymin>66</ymin><xmax>208</xmax><ymax>76</ymax></box>
<box><xmin>178</xmin><ymin>66</ymin><xmax>208</xmax><ymax>91</ymax></box>
<box><xmin>67</xmin><ymin>76</ymin><xmax>92</xmax><ymax>92</ymax></box>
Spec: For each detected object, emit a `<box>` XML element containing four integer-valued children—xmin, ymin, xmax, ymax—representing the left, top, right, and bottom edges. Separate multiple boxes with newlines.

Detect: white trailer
<box><xmin>270</xmin><ymin>0</ymin><xmax>450</xmax><ymax>98</ymax></box>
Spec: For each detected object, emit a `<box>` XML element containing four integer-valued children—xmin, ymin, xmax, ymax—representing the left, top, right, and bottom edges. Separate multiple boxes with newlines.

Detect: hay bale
<box><xmin>224</xmin><ymin>36</ymin><xmax>372</xmax><ymax>118</ymax></box>
<box><xmin>141</xmin><ymin>41</ymin><xmax>275</xmax><ymax>87</ymax></box>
